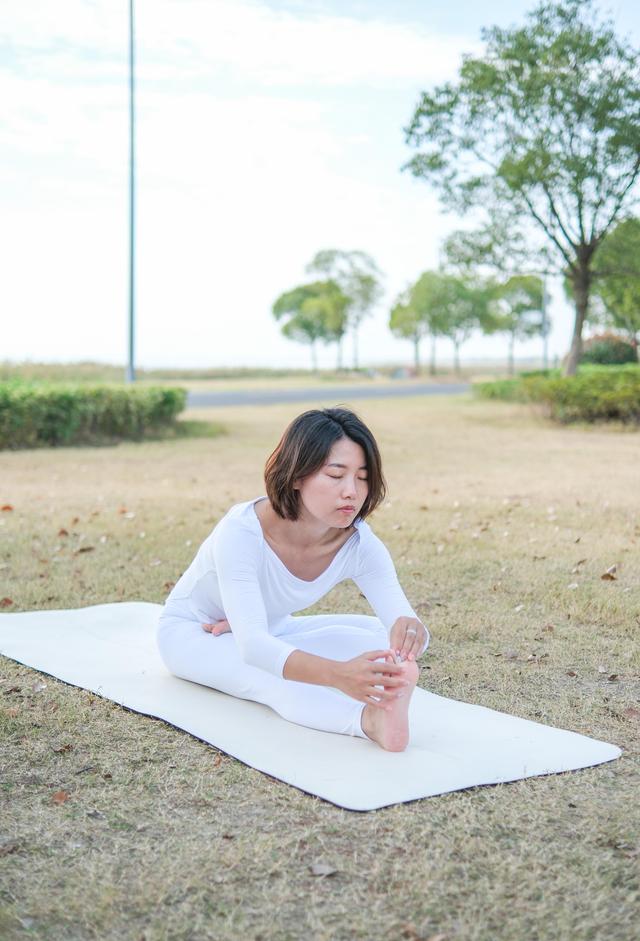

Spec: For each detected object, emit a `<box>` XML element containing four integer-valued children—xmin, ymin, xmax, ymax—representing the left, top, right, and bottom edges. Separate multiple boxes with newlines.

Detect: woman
<box><xmin>157</xmin><ymin>407</ymin><xmax>429</xmax><ymax>752</ymax></box>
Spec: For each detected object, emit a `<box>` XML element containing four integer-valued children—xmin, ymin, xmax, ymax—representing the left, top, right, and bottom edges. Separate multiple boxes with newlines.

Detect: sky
<box><xmin>2</xmin><ymin>0</ymin><xmax>640</xmax><ymax>371</ymax></box>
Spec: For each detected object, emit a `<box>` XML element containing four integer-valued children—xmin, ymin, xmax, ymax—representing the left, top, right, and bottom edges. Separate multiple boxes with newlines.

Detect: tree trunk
<box><xmin>336</xmin><ymin>336</ymin><xmax>343</xmax><ymax>371</ymax></box>
<box><xmin>352</xmin><ymin>327</ymin><xmax>359</xmax><ymax>370</ymax></box>
<box><xmin>508</xmin><ymin>332</ymin><xmax>515</xmax><ymax>376</ymax></box>
<box><xmin>453</xmin><ymin>339</ymin><xmax>460</xmax><ymax>376</ymax></box>
<box><xmin>564</xmin><ymin>264</ymin><xmax>591</xmax><ymax>376</ymax></box>
<box><xmin>310</xmin><ymin>341</ymin><xmax>317</xmax><ymax>373</ymax></box>
<box><xmin>429</xmin><ymin>335</ymin><xmax>436</xmax><ymax>376</ymax></box>
<box><xmin>413</xmin><ymin>335</ymin><xmax>420</xmax><ymax>371</ymax></box>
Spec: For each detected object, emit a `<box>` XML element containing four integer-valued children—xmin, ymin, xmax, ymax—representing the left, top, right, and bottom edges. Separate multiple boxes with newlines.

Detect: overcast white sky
<box><xmin>2</xmin><ymin>0</ymin><xmax>640</xmax><ymax>370</ymax></box>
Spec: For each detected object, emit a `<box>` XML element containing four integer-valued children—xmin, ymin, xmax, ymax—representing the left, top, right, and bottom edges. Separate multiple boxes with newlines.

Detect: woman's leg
<box><xmin>157</xmin><ymin>615</ymin><xmax>374</xmax><ymax>738</ymax></box>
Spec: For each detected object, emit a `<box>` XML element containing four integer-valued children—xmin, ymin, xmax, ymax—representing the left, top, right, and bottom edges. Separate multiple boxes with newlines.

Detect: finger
<box><xmin>366</xmin><ymin>693</ymin><xmax>397</xmax><ymax>711</ymax></box>
<box><xmin>406</xmin><ymin>631</ymin><xmax>425</xmax><ymax>662</ymax></box>
<box><xmin>202</xmin><ymin>623</ymin><xmax>214</xmax><ymax>633</ymax></box>
<box><xmin>400</xmin><ymin>631</ymin><xmax>421</xmax><ymax>660</ymax></box>
<box><xmin>370</xmin><ymin>656</ymin><xmax>405</xmax><ymax>673</ymax></box>
<box><xmin>363</xmin><ymin>649</ymin><xmax>397</xmax><ymax>662</ymax></box>
<box><xmin>369</xmin><ymin>683</ymin><xmax>407</xmax><ymax>702</ymax></box>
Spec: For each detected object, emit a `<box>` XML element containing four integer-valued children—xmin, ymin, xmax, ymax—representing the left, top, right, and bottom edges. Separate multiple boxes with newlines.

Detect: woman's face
<box><xmin>295</xmin><ymin>436</ymin><xmax>369</xmax><ymax>528</ymax></box>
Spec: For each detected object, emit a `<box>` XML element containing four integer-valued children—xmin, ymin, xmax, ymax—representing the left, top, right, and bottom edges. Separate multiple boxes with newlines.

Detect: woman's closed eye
<box><xmin>327</xmin><ymin>474</ymin><xmax>367</xmax><ymax>481</ymax></box>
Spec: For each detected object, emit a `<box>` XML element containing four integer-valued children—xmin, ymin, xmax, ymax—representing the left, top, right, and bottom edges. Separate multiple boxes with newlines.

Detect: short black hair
<box><xmin>264</xmin><ymin>406</ymin><xmax>386</xmax><ymax>521</ymax></box>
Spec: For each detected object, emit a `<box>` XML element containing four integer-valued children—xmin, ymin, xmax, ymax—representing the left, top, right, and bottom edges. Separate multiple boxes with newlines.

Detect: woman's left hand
<box><xmin>389</xmin><ymin>617</ymin><xmax>427</xmax><ymax>662</ymax></box>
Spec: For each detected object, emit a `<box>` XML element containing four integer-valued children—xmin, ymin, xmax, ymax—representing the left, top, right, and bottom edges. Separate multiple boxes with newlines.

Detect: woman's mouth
<box><xmin>337</xmin><ymin>506</ymin><xmax>355</xmax><ymax>514</ymax></box>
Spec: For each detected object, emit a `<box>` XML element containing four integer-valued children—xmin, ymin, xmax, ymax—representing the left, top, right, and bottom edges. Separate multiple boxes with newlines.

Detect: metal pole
<box><xmin>126</xmin><ymin>0</ymin><xmax>136</xmax><ymax>383</ymax></box>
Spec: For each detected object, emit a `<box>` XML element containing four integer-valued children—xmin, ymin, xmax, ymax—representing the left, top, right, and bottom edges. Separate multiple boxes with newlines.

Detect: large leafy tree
<box><xmin>590</xmin><ymin>217</ymin><xmax>640</xmax><ymax>347</ymax></box>
<box><xmin>404</xmin><ymin>0</ymin><xmax>640</xmax><ymax>375</ymax></box>
<box><xmin>486</xmin><ymin>275</ymin><xmax>546</xmax><ymax>374</ymax></box>
<box><xmin>272</xmin><ymin>281</ymin><xmax>349</xmax><ymax>371</ymax></box>
<box><xmin>306</xmin><ymin>250</ymin><xmax>384</xmax><ymax>369</ymax></box>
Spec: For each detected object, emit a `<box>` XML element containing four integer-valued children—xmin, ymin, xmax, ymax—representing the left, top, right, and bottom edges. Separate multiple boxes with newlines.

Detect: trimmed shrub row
<box><xmin>0</xmin><ymin>383</ymin><xmax>187</xmax><ymax>449</ymax></box>
<box><xmin>474</xmin><ymin>365</ymin><xmax>640</xmax><ymax>423</ymax></box>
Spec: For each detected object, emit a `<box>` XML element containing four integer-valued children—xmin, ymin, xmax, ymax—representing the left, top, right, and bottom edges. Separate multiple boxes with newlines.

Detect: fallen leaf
<box><xmin>310</xmin><ymin>863</ymin><xmax>337</xmax><ymax>877</ymax></box>
<box><xmin>75</xmin><ymin>546</ymin><xmax>95</xmax><ymax>554</ymax></box>
<box><xmin>0</xmin><ymin>598</ymin><xmax>14</xmax><ymax>608</ymax></box>
<box><xmin>1</xmin><ymin>504</ymin><xmax>13</xmax><ymax>512</ymax></box>
<box><xmin>566</xmin><ymin>670</ymin><xmax>577</xmax><ymax>677</ymax></box>
<box><xmin>52</xmin><ymin>790</ymin><xmax>70</xmax><ymax>804</ymax></box>
<box><xmin>58</xmin><ymin>528</ymin><xmax>69</xmax><ymax>537</ymax></box>
<box><xmin>601</xmin><ymin>565</ymin><xmax>617</xmax><ymax>581</ymax></box>
<box><xmin>0</xmin><ymin>841</ymin><xmax>21</xmax><ymax>856</ymax></box>
<box><xmin>542</xmin><ymin>624</ymin><xmax>555</xmax><ymax>633</ymax></box>
<box><xmin>71</xmin><ymin>516</ymin><xmax>80</xmax><ymax>525</ymax></box>
<box><xmin>52</xmin><ymin>743</ymin><xmax>73</xmax><ymax>754</ymax></box>
<box><xmin>6</xmin><ymin>707</ymin><xmax>19</xmax><ymax>717</ymax></box>
<box><xmin>607</xmin><ymin>674</ymin><xmax>619</xmax><ymax>682</ymax></box>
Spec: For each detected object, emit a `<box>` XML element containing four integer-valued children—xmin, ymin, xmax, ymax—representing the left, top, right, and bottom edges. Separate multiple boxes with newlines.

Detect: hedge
<box><xmin>474</xmin><ymin>365</ymin><xmax>640</xmax><ymax>423</ymax></box>
<box><xmin>579</xmin><ymin>332</ymin><xmax>638</xmax><ymax>365</ymax></box>
<box><xmin>0</xmin><ymin>383</ymin><xmax>188</xmax><ymax>449</ymax></box>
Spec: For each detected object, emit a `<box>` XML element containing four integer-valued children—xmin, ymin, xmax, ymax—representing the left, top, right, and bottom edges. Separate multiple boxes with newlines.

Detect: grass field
<box><xmin>1</xmin><ymin>394</ymin><xmax>639</xmax><ymax>941</ymax></box>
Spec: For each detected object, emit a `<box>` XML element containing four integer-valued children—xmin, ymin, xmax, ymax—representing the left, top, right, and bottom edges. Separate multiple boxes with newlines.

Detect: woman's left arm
<box><xmin>352</xmin><ymin>528</ymin><xmax>430</xmax><ymax>662</ymax></box>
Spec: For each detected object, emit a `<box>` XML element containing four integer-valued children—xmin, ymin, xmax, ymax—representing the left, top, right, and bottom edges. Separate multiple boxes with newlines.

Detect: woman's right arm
<box><xmin>283</xmin><ymin>648</ymin><xmax>409</xmax><ymax>708</ymax></box>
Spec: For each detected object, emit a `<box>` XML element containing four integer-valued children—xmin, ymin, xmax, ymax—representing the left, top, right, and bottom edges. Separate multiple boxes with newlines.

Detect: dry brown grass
<box><xmin>1</xmin><ymin>395</ymin><xmax>639</xmax><ymax>941</ymax></box>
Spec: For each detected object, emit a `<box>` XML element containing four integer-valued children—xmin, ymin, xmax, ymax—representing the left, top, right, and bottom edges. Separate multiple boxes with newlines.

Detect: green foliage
<box><xmin>404</xmin><ymin>0</ymin><xmax>640</xmax><ymax>374</ymax></box>
<box><xmin>272</xmin><ymin>280</ymin><xmax>349</xmax><ymax>369</ymax></box>
<box><xmin>473</xmin><ymin>378</ymin><xmax>527</xmax><ymax>402</ymax></box>
<box><xmin>591</xmin><ymin>218</ymin><xmax>640</xmax><ymax>341</ymax></box>
<box><xmin>0</xmin><ymin>384</ymin><xmax>187</xmax><ymax>449</ymax></box>
<box><xmin>305</xmin><ymin>250</ymin><xmax>384</xmax><ymax>368</ymax></box>
<box><xmin>579</xmin><ymin>333</ymin><xmax>638</xmax><ymax>365</ymax></box>
<box><xmin>475</xmin><ymin>364</ymin><xmax>640</xmax><ymax>422</ymax></box>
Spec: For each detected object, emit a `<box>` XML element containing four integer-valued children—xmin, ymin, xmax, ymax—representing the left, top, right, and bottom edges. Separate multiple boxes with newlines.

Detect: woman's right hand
<box><xmin>332</xmin><ymin>650</ymin><xmax>410</xmax><ymax>710</ymax></box>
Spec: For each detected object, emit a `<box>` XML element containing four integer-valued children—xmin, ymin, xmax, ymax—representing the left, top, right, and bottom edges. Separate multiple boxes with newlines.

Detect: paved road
<box><xmin>187</xmin><ymin>382</ymin><xmax>471</xmax><ymax>408</ymax></box>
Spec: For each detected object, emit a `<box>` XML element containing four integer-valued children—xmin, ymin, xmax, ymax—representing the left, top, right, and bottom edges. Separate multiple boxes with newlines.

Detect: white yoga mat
<box><xmin>0</xmin><ymin>602</ymin><xmax>621</xmax><ymax>811</ymax></box>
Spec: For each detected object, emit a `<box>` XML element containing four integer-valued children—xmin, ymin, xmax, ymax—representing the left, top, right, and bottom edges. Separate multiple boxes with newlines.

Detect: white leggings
<box><xmin>156</xmin><ymin>613</ymin><xmax>392</xmax><ymax>738</ymax></box>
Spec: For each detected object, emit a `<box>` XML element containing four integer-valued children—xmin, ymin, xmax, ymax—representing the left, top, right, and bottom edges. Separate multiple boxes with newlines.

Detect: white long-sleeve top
<box><xmin>161</xmin><ymin>497</ymin><xmax>429</xmax><ymax>678</ymax></box>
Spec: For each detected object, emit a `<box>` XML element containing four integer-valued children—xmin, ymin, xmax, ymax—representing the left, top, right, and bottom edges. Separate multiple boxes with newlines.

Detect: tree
<box><xmin>436</xmin><ymin>276</ymin><xmax>488</xmax><ymax>375</ymax></box>
<box><xmin>272</xmin><ymin>281</ymin><xmax>349</xmax><ymax>371</ymax></box>
<box><xmin>389</xmin><ymin>290</ymin><xmax>429</xmax><ymax>371</ymax></box>
<box><xmin>590</xmin><ymin>217</ymin><xmax>640</xmax><ymax>348</ymax></box>
<box><xmin>306</xmin><ymin>250</ymin><xmax>384</xmax><ymax>369</ymax></box>
<box><xmin>486</xmin><ymin>275</ymin><xmax>546</xmax><ymax>374</ymax></box>
<box><xmin>409</xmin><ymin>271</ymin><xmax>457</xmax><ymax>374</ymax></box>
<box><xmin>404</xmin><ymin>0</ymin><xmax>640</xmax><ymax>375</ymax></box>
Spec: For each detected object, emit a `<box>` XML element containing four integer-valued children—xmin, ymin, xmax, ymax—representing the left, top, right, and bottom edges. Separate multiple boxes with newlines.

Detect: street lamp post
<box><xmin>126</xmin><ymin>0</ymin><xmax>136</xmax><ymax>383</ymax></box>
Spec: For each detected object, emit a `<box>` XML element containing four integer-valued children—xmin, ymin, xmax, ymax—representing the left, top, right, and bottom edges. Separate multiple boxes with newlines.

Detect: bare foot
<box><xmin>360</xmin><ymin>658</ymin><xmax>419</xmax><ymax>752</ymax></box>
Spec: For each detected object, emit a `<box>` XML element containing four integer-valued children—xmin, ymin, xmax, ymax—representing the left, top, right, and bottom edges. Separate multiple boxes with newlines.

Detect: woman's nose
<box><xmin>342</xmin><ymin>478</ymin><xmax>357</xmax><ymax>498</ymax></box>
